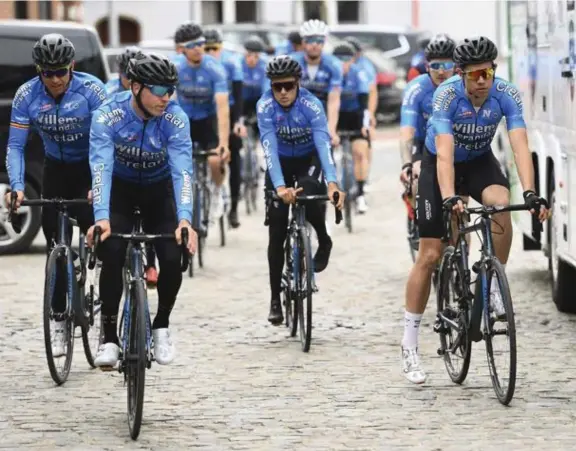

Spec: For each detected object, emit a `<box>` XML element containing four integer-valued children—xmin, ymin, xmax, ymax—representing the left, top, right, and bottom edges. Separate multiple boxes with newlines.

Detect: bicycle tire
<box><xmin>341</xmin><ymin>143</ymin><xmax>353</xmax><ymax>233</ymax></box>
<box><xmin>127</xmin><ymin>280</ymin><xmax>147</xmax><ymax>440</ymax></box>
<box><xmin>219</xmin><ymin>215</ymin><xmax>226</xmax><ymax>247</ymax></box>
<box><xmin>297</xmin><ymin>228</ymin><xmax>314</xmax><ymax>352</ymax></box>
<box><xmin>436</xmin><ymin>246</ymin><xmax>472</xmax><ymax>384</ymax></box>
<box><xmin>482</xmin><ymin>259</ymin><xmax>517</xmax><ymax>405</ymax></box>
<box><xmin>283</xmin><ymin>237</ymin><xmax>298</xmax><ymax>337</ymax></box>
<box><xmin>82</xmin><ymin>255</ymin><xmax>102</xmax><ymax>368</ymax></box>
<box><xmin>199</xmin><ymin>185</ymin><xmax>211</xmax><ymax>269</ymax></box>
<box><xmin>407</xmin><ymin>216</ymin><xmax>418</xmax><ymax>263</ymax></box>
<box><xmin>43</xmin><ymin>247</ymin><xmax>74</xmax><ymax>385</ymax></box>
<box><xmin>190</xmin><ymin>184</ymin><xmax>201</xmax><ymax>277</ymax></box>
<box><xmin>243</xmin><ymin>144</ymin><xmax>253</xmax><ymax>216</ymax></box>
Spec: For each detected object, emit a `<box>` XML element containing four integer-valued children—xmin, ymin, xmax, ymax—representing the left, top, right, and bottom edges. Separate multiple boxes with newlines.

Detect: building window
<box><xmin>14</xmin><ymin>1</ymin><xmax>28</xmax><ymax>19</ymax></box>
<box><xmin>38</xmin><ymin>1</ymin><xmax>52</xmax><ymax>20</ymax></box>
<box><xmin>337</xmin><ymin>1</ymin><xmax>360</xmax><ymax>23</ymax></box>
<box><xmin>202</xmin><ymin>1</ymin><xmax>223</xmax><ymax>24</ymax></box>
<box><xmin>236</xmin><ymin>0</ymin><xmax>257</xmax><ymax>23</ymax></box>
<box><xmin>303</xmin><ymin>1</ymin><xmax>325</xmax><ymax>21</ymax></box>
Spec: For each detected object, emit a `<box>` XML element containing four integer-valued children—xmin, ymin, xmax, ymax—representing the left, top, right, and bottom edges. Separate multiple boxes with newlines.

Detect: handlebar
<box><xmin>266</xmin><ymin>190</ymin><xmax>343</xmax><ymax>225</ymax></box>
<box><xmin>89</xmin><ymin>225</ymin><xmax>190</xmax><ymax>273</ymax></box>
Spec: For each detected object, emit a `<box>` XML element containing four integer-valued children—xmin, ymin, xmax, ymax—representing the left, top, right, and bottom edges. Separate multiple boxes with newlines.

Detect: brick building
<box><xmin>0</xmin><ymin>1</ymin><xmax>82</xmax><ymax>21</ymax></box>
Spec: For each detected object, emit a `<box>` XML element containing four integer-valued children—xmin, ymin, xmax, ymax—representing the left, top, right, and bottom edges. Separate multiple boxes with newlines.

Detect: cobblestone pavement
<box><xmin>2</xmin><ymin>133</ymin><xmax>576</xmax><ymax>450</ymax></box>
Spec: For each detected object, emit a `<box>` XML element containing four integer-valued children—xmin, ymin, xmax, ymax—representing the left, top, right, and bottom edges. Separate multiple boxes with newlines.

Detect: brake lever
<box><xmin>8</xmin><ymin>191</ymin><xmax>23</xmax><ymax>234</ymax></box>
<box><xmin>333</xmin><ymin>192</ymin><xmax>343</xmax><ymax>225</ymax></box>
<box><xmin>180</xmin><ymin>227</ymin><xmax>189</xmax><ymax>272</ymax></box>
<box><xmin>88</xmin><ymin>225</ymin><xmax>101</xmax><ymax>270</ymax></box>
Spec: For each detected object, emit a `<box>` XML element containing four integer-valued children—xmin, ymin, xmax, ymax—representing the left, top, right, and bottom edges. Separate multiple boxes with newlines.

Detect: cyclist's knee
<box><xmin>156</xmin><ymin>241</ymin><xmax>181</xmax><ymax>271</ymax></box>
<box><xmin>416</xmin><ymin>239</ymin><xmax>443</xmax><ymax>269</ymax></box>
<box><xmin>97</xmin><ymin>239</ymin><xmax>127</xmax><ymax>267</ymax></box>
<box><xmin>481</xmin><ymin>184</ymin><xmax>510</xmax><ymax>206</ymax></box>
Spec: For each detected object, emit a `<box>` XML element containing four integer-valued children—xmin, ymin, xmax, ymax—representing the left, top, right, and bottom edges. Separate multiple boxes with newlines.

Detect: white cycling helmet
<box><xmin>300</xmin><ymin>19</ymin><xmax>329</xmax><ymax>37</ymax></box>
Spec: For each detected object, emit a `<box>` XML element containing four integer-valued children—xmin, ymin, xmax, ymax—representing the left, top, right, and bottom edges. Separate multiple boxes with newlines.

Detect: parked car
<box><xmin>0</xmin><ymin>19</ymin><xmax>109</xmax><ymax>255</ymax></box>
<box><xmin>204</xmin><ymin>23</ymin><xmax>289</xmax><ymax>55</ymax></box>
<box><xmin>330</xmin><ymin>24</ymin><xmax>431</xmax><ymax>74</ymax></box>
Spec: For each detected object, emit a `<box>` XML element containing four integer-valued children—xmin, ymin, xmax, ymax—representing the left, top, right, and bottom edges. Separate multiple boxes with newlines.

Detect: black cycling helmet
<box><xmin>174</xmin><ymin>22</ymin><xmax>203</xmax><ymax>44</ymax></box>
<box><xmin>244</xmin><ymin>35</ymin><xmax>265</xmax><ymax>53</ymax></box>
<box><xmin>425</xmin><ymin>34</ymin><xmax>456</xmax><ymax>60</ymax></box>
<box><xmin>418</xmin><ymin>37</ymin><xmax>431</xmax><ymax>50</ymax></box>
<box><xmin>266</xmin><ymin>55</ymin><xmax>302</xmax><ymax>79</ymax></box>
<box><xmin>288</xmin><ymin>31</ymin><xmax>302</xmax><ymax>46</ymax></box>
<box><xmin>117</xmin><ymin>46</ymin><xmax>142</xmax><ymax>74</ymax></box>
<box><xmin>453</xmin><ymin>36</ymin><xmax>498</xmax><ymax>66</ymax></box>
<box><xmin>333</xmin><ymin>43</ymin><xmax>355</xmax><ymax>59</ymax></box>
<box><xmin>204</xmin><ymin>29</ymin><xmax>223</xmax><ymax>46</ymax></box>
<box><xmin>344</xmin><ymin>36</ymin><xmax>363</xmax><ymax>53</ymax></box>
<box><xmin>32</xmin><ymin>33</ymin><xmax>75</xmax><ymax>67</ymax></box>
<box><xmin>126</xmin><ymin>52</ymin><xmax>178</xmax><ymax>86</ymax></box>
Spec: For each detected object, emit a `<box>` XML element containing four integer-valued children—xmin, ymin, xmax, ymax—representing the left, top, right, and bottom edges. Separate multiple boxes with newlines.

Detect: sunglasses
<box><xmin>271</xmin><ymin>81</ymin><xmax>297</xmax><ymax>93</ymax></box>
<box><xmin>38</xmin><ymin>65</ymin><xmax>70</xmax><ymax>78</ymax></box>
<box><xmin>463</xmin><ymin>67</ymin><xmax>495</xmax><ymax>81</ymax></box>
<box><xmin>183</xmin><ymin>39</ymin><xmax>206</xmax><ymax>49</ymax></box>
<box><xmin>304</xmin><ymin>36</ymin><xmax>326</xmax><ymax>45</ymax></box>
<box><xmin>429</xmin><ymin>61</ymin><xmax>455</xmax><ymax>71</ymax></box>
<box><xmin>205</xmin><ymin>46</ymin><xmax>221</xmax><ymax>52</ymax></box>
<box><xmin>336</xmin><ymin>55</ymin><xmax>354</xmax><ymax>62</ymax></box>
<box><xmin>145</xmin><ymin>84</ymin><xmax>176</xmax><ymax>97</ymax></box>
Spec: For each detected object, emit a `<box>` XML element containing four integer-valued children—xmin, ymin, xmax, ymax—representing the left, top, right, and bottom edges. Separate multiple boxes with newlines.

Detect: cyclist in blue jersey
<box><xmin>292</xmin><ymin>19</ymin><xmax>343</xmax><ymax>147</ymax></box>
<box><xmin>258</xmin><ymin>55</ymin><xmax>345</xmax><ymax>325</ymax></box>
<box><xmin>400</xmin><ymin>36</ymin><xmax>550</xmax><ymax>385</ymax></box>
<box><xmin>399</xmin><ymin>34</ymin><xmax>456</xmax><ymax>192</ymax></box>
<box><xmin>204</xmin><ymin>28</ymin><xmax>246</xmax><ymax>228</ymax></box>
<box><xmin>407</xmin><ymin>37</ymin><xmax>430</xmax><ymax>82</ymax></box>
<box><xmin>173</xmin><ymin>22</ymin><xmax>230</xmax><ymax>219</ymax></box>
<box><xmin>4</xmin><ymin>34</ymin><xmax>106</xmax><ymax>357</ymax></box>
<box><xmin>275</xmin><ymin>31</ymin><xmax>303</xmax><ymax>56</ymax></box>
<box><xmin>333</xmin><ymin>43</ymin><xmax>371</xmax><ymax>214</ymax></box>
<box><xmin>105</xmin><ymin>46</ymin><xmax>141</xmax><ymax>95</ymax></box>
<box><xmin>242</xmin><ymin>35</ymin><xmax>269</xmax><ymax>126</ymax></box>
<box><xmin>87</xmin><ymin>53</ymin><xmax>196</xmax><ymax>368</ymax></box>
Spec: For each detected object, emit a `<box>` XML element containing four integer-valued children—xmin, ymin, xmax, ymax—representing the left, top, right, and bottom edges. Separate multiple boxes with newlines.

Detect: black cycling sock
<box><xmin>357</xmin><ymin>180</ymin><xmax>365</xmax><ymax>196</ymax></box>
<box><xmin>102</xmin><ymin>314</ymin><xmax>119</xmax><ymax>345</ymax></box>
<box><xmin>152</xmin><ymin>304</ymin><xmax>172</xmax><ymax>329</ymax></box>
<box><xmin>230</xmin><ymin>196</ymin><xmax>239</xmax><ymax>214</ymax></box>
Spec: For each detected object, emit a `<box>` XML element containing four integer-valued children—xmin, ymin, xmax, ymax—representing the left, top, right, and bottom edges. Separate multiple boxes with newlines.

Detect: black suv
<box><xmin>0</xmin><ymin>20</ymin><xmax>109</xmax><ymax>254</ymax></box>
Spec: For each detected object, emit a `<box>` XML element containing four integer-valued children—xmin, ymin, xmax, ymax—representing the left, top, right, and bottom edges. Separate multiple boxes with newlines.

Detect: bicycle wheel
<box><xmin>126</xmin><ymin>280</ymin><xmax>147</xmax><ymax>440</ymax></box>
<box><xmin>297</xmin><ymin>228</ymin><xmax>314</xmax><ymax>352</ymax></box>
<box><xmin>82</xmin><ymin>258</ymin><xmax>102</xmax><ymax>368</ymax></box>
<box><xmin>198</xmin><ymin>185</ymin><xmax>211</xmax><ymax>268</ymax></box>
<box><xmin>43</xmin><ymin>247</ymin><xmax>75</xmax><ymax>385</ymax></box>
<box><xmin>283</xmin><ymin>238</ymin><xmax>298</xmax><ymax>337</ymax></box>
<box><xmin>341</xmin><ymin>145</ymin><xmax>353</xmax><ymax>233</ymax></box>
<box><xmin>219</xmin><ymin>215</ymin><xmax>226</xmax><ymax>247</ymax></box>
<box><xmin>243</xmin><ymin>145</ymin><xmax>253</xmax><ymax>216</ymax></box>
<box><xmin>436</xmin><ymin>246</ymin><xmax>472</xmax><ymax>384</ymax></box>
<box><xmin>482</xmin><ymin>259</ymin><xmax>516</xmax><ymax>405</ymax></box>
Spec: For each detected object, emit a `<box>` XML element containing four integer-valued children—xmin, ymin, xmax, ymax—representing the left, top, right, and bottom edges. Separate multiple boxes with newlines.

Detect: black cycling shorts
<box><xmin>416</xmin><ymin>148</ymin><xmax>509</xmax><ymax>239</ymax></box>
<box><xmin>190</xmin><ymin>116</ymin><xmax>218</xmax><ymax>150</ymax></box>
<box><xmin>412</xmin><ymin>139</ymin><xmax>425</xmax><ymax>163</ymax></box>
<box><xmin>337</xmin><ymin>111</ymin><xmax>366</xmax><ymax>142</ymax></box>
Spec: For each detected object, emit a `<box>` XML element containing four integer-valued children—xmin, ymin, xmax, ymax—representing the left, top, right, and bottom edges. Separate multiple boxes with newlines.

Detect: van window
<box><xmin>0</xmin><ymin>31</ymin><xmax>106</xmax><ymax>100</ymax></box>
<box><xmin>332</xmin><ymin>31</ymin><xmax>402</xmax><ymax>52</ymax></box>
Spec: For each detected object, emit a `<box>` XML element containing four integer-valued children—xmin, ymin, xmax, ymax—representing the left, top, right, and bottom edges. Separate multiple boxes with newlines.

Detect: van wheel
<box><xmin>548</xmin><ymin>174</ymin><xmax>576</xmax><ymax>312</ymax></box>
<box><xmin>0</xmin><ymin>173</ymin><xmax>42</xmax><ymax>255</ymax></box>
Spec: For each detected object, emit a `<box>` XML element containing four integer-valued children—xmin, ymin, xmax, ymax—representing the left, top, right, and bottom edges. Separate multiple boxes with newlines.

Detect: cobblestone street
<box><xmin>1</xmin><ymin>134</ymin><xmax>576</xmax><ymax>450</ymax></box>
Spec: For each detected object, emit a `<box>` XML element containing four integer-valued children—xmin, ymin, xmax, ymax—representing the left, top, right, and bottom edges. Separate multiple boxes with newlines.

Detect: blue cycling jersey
<box><xmin>242</xmin><ymin>57</ymin><xmax>270</xmax><ymax>102</ymax></box>
<box><xmin>410</xmin><ymin>50</ymin><xmax>426</xmax><ymax>68</ymax></box>
<box><xmin>256</xmin><ymin>87</ymin><xmax>337</xmax><ymax>189</ymax></box>
<box><xmin>290</xmin><ymin>52</ymin><xmax>342</xmax><ymax>104</ymax></box>
<box><xmin>426</xmin><ymin>75</ymin><xmax>526</xmax><ymax>162</ymax></box>
<box><xmin>216</xmin><ymin>49</ymin><xmax>243</xmax><ymax>106</ymax></box>
<box><xmin>105</xmin><ymin>76</ymin><xmax>124</xmax><ymax>96</ymax></box>
<box><xmin>174</xmin><ymin>54</ymin><xmax>228</xmax><ymax>120</ymax></box>
<box><xmin>400</xmin><ymin>74</ymin><xmax>436</xmax><ymax>140</ymax></box>
<box><xmin>355</xmin><ymin>56</ymin><xmax>376</xmax><ymax>84</ymax></box>
<box><xmin>7</xmin><ymin>72</ymin><xmax>107</xmax><ymax>191</ymax></box>
<box><xmin>89</xmin><ymin>90</ymin><xmax>194</xmax><ymax>223</ymax></box>
<box><xmin>340</xmin><ymin>64</ymin><xmax>370</xmax><ymax>112</ymax></box>
<box><xmin>275</xmin><ymin>40</ymin><xmax>295</xmax><ymax>56</ymax></box>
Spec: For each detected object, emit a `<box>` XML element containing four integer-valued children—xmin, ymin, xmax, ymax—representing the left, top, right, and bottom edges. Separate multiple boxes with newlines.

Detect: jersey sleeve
<box><xmin>89</xmin><ymin>107</ymin><xmax>115</xmax><ymax>222</ymax></box>
<box><xmin>210</xmin><ymin>60</ymin><xmax>229</xmax><ymax>94</ymax></box>
<box><xmin>6</xmin><ymin>82</ymin><xmax>33</xmax><ymax>191</ymax></box>
<box><xmin>430</xmin><ymin>84</ymin><xmax>459</xmax><ymax>135</ymax></box>
<box><xmin>256</xmin><ymin>95</ymin><xmax>284</xmax><ymax>188</ymax></box>
<box><xmin>329</xmin><ymin>56</ymin><xmax>343</xmax><ymax>91</ymax></box>
<box><xmin>230</xmin><ymin>54</ymin><xmax>244</xmax><ymax>82</ymax></box>
<box><xmin>355</xmin><ymin>67</ymin><xmax>370</xmax><ymax>95</ymax></box>
<box><xmin>400</xmin><ymin>81</ymin><xmax>423</xmax><ymax>129</ymax></box>
<box><xmin>164</xmin><ymin>108</ymin><xmax>194</xmax><ymax>223</ymax></box>
<box><xmin>497</xmin><ymin>81</ymin><xmax>526</xmax><ymax>130</ymax></box>
<box><xmin>84</xmin><ymin>76</ymin><xmax>108</xmax><ymax>111</ymax></box>
<box><xmin>301</xmin><ymin>96</ymin><xmax>337</xmax><ymax>184</ymax></box>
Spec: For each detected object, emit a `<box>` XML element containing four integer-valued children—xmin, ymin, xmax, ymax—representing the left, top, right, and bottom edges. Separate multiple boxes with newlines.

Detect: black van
<box><xmin>0</xmin><ymin>19</ymin><xmax>109</xmax><ymax>254</ymax></box>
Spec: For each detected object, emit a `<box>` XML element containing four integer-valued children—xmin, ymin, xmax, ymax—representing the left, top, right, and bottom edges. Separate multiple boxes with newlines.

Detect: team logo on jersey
<box><xmin>39</xmin><ymin>103</ymin><xmax>52</xmax><ymax>112</ymax></box>
<box><xmin>495</xmin><ymin>81</ymin><xmax>523</xmax><ymax>111</ymax></box>
<box><xmin>433</xmin><ymin>86</ymin><xmax>457</xmax><ymax>112</ymax></box>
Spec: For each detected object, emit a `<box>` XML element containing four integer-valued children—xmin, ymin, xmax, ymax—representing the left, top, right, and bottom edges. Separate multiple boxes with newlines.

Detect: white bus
<box><xmin>495</xmin><ymin>0</ymin><xmax>576</xmax><ymax>312</ymax></box>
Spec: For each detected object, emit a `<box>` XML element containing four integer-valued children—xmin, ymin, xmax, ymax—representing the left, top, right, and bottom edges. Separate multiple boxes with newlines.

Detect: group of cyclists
<box><xmin>4</xmin><ymin>19</ymin><xmax>553</xmax><ymax>386</ymax></box>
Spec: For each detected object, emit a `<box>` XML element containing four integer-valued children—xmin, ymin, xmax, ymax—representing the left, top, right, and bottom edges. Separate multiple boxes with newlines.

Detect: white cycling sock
<box><xmin>402</xmin><ymin>311</ymin><xmax>423</xmax><ymax>350</ymax></box>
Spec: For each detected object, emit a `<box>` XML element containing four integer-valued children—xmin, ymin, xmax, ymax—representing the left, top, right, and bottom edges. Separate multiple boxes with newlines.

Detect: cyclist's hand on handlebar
<box><xmin>176</xmin><ymin>219</ymin><xmax>197</xmax><ymax>255</ymax></box>
<box><xmin>276</xmin><ymin>186</ymin><xmax>302</xmax><ymax>204</ymax></box>
<box><xmin>443</xmin><ymin>195</ymin><xmax>465</xmax><ymax>214</ymax></box>
<box><xmin>328</xmin><ymin>182</ymin><xmax>345</xmax><ymax>210</ymax></box>
<box><xmin>5</xmin><ymin>190</ymin><xmax>23</xmax><ymax>210</ymax></box>
<box><xmin>400</xmin><ymin>163</ymin><xmax>412</xmax><ymax>184</ymax></box>
<box><xmin>233</xmin><ymin>122</ymin><xmax>247</xmax><ymax>138</ymax></box>
<box><xmin>330</xmin><ymin>131</ymin><xmax>340</xmax><ymax>147</ymax></box>
<box><xmin>523</xmin><ymin>190</ymin><xmax>550</xmax><ymax>222</ymax></box>
<box><xmin>87</xmin><ymin>219</ymin><xmax>111</xmax><ymax>246</ymax></box>
<box><xmin>361</xmin><ymin>127</ymin><xmax>370</xmax><ymax>138</ymax></box>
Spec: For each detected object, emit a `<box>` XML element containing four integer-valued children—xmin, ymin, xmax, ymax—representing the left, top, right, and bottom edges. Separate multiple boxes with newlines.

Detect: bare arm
<box><xmin>436</xmin><ymin>134</ymin><xmax>456</xmax><ymax>200</ymax></box>
<box><xmin>215</xmin><ymin>93</ymin><xmax>230</xmax><ymax>147</ymax></box>
<box><xmin>399</xmin><ymin>126</ymin><xmax>416</xmax><ymax>166</ymax></box>
<box><xmin>368</xmin><ymin>83</ymin><xmax>378</xmax><ymax>121</ymax></box>
<box><xmin>327</xmin><ymin>89</ymin><xmax>341</xmax><ymax>135</ymax></box>
<box><xmin>508</xmin><ymin>128</ymin><xmax>535</xmax><ymax>192</ymax></box>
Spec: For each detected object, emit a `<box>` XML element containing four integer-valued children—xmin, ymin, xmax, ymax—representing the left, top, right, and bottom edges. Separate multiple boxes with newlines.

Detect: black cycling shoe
<box><xmin>228</xmin><ymin>210</ymin><xmax>240</xmax><ymax>229</ymax></box>
<box><xmin>268</xmin><ymin>298</ymin><xmax>283</xmax><ymax>326</ymax></box>
<box><xmin>313</xmin><ymin>237</ymin><xmax>333</xmax><ymax>273</ymax></box>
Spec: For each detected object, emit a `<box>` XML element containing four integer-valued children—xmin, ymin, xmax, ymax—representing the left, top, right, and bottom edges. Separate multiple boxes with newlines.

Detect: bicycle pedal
<box><xmin>437</xmin><ymin>348</ymin><xmax>446</xmax><ymax>356</ymax></box>
<box><xmin>99</xmin><ymin>365</ymin><xmax>115</xmax><ymax>372</ymax></box>
<box><xmin>432</xmin><ymin>321</ymin><xmax>448</xmax><ymax>334</ymax></box>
